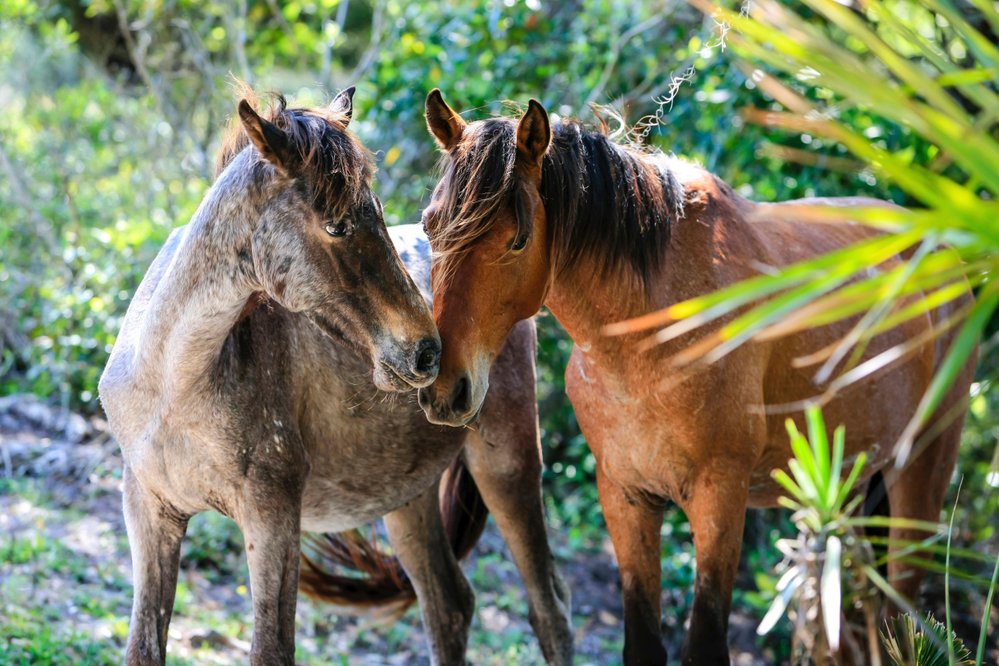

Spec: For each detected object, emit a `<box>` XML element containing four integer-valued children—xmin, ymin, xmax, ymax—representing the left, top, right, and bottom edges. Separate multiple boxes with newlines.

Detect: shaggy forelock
<box><xmin>216</xmin><ymin>89</ymin><xmax>373</xmax><ymax>220</ymax></box>
<box><xmin>430</xmin><ymin>119</ymin><xmax>519</xmax><ymax>287</ymax></box>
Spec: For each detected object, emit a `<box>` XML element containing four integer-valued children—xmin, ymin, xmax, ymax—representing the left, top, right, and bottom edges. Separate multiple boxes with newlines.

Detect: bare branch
<box><xmin>343</xmin><ymin>0</ymin><xmax>385</xmax><ymax>86</ymax></box>
<box><xmin>224</xmin><ymin>0</ymin><xmax>252</xmax><ymax>85</ymax></box>
<box><xmin>112</xmin><ymin>0</ymin><xmax>180</xmax><ymax>131</ymax></box>
<box><xmin>585</xmin><ymin>11</ymin><xmax>669</xmax><ymax>107</ymax></box>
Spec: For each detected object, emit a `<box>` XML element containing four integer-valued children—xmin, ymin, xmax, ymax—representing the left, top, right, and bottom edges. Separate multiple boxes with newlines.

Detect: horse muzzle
<box><xmin>417</xmin><ymin>372</ymin><xmax>484</xmax><ymax>426</ymax></box>
<box><xmin>372</xmin><ymin>336</ymin><xmax>442</xmax><ymax>391</ymax></box>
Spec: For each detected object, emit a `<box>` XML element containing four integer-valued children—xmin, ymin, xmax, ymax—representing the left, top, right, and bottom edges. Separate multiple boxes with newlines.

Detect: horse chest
<box><xmin>298</xmin><ymin>406</ymin><xmax>464</xmax><ymax>533</ymax></box>
<box><xmin>565</xmin><ymin>354</ymin><xmax>700</xmax><ymax>502</ymax></box>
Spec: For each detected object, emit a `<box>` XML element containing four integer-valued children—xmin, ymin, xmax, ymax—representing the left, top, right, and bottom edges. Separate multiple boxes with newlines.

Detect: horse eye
<box><xmin>510</xmin><ymin>233</ymin><xmax>529</xmax><ymax>252</ymax></box>
<box><xmin>324</xmin><ymin>219</ymin><xmax>351</xmax><ymax>237</ymax></box>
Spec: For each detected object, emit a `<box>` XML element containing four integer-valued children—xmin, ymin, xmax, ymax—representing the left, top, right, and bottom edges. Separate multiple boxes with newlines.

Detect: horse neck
<box><xmin>136</xmin><ymin>152</ymin><xmax>265</xmax><ymax>396</ymax></box>
<box><xmin>544</xmin><ymin>257</ymin><xmax>657</xmax><ymax>364</ymax></box>
<box><xmin>543</xmin><ymin>178</ymin><xmax>754</xmax><ymax>375</ymax></box>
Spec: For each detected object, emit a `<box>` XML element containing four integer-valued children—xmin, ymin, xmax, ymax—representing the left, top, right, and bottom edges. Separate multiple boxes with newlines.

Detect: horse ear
<box><xmin>425</xmin><ymin>89</ymin><xmax>466</xmax><ymax>151</ymax></box>
<box><xmin>516</xmin><ymin>99</ymin><xmax>551</xmax><ymax>170</ymax></box>
<box><xmin>329</xmin><ymin>86</ymin><xmax>355</xmax><ymax>126</ymax></box>
<box><xmin>238</xmin><ymin>99</ymin><xmax>294</xmax><ymax>171</ymax></box>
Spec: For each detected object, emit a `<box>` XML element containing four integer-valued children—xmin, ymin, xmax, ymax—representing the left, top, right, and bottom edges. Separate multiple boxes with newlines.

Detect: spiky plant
<box><xmin>882</xmin><ymin>612</ymin><xmax>973</xmax><ymax>666</ymax></box>
<box><xmin>758</xmin><ymin>406</ymin><xmax>885</xmax><ymax>664</ymax></box>
<box><xmin>756</xmin><ymin>406</ymin><xmax>996</xmax><ymax>664</ymax></box>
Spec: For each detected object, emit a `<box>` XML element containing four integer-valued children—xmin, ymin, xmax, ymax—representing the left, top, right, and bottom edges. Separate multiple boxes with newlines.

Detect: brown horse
<box><xmin>417</xmin><ymin>89</ymin><xmax>975</xmax><ymax>665</ymax></box>
<box><xmin>99</xmin><ymin>89</ymin><xmax>572</xmax><ymax>665</ymax></box>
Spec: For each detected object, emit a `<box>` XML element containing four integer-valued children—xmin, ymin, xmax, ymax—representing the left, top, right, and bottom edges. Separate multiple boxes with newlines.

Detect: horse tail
<box><xmin>298</xmin><ymin>455</ymin><xmax>488</xmax><ymax>612</ymax></box>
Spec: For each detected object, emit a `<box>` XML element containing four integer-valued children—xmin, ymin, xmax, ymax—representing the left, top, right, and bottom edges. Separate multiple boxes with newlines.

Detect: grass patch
<box><xmin>0</xmin><ymin>605</ymin><xmax>121</xmax><ymax>665</ymax></box>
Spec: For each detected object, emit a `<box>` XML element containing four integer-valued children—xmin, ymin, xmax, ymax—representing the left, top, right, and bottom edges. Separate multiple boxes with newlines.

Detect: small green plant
<box><xmin>758</xmin><ymin>405</ymin><xmax>998</xmax><ymax>664</ymax></box>
<box><xmin>758</xmin><ymin>406</ymin><xmax>881</xmax><ymax>663</ymax></box>
<box><xmin>881</xmin><ymin>612</ymin><xmax>973</xmax><ymax>666</ymax></box>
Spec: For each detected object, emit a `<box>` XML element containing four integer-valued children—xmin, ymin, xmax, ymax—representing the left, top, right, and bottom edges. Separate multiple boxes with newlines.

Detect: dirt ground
<box><xmin>1</xmin><ymin>394</ymin><xmax>991</xmax><ymax>665</ymax></box>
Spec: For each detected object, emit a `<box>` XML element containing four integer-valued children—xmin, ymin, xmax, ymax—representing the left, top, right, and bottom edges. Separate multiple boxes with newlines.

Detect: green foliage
<box><xmin>882</xmin><ymin>612</ymin><xmax>973</xmax><ymax>666</ymax></box>
<box><xmin>0</xmin><ymin>612</ymin><xmax>120</xmax><ymax>666</ymax></box>
<box><xmin>758</xmin><ymin>407</ymin><xmax>880</xmax><ymax>658</ymax></box>
<box><xmin>0</xmin><ymin>502</ymin><xmax>129</xmax><ymax>665</ymax></box>
<box><xmin>0</xmin><ymin>16</ymin><xmax>197</xmax><ymax>407</ymax></box>
<box><xmin>773</xmin><ymin>409</ymin><xmax>867</xmax><ymax>534</ymax></box>
<box><xmin>760</xmin><ymin>405</ymin><xmax>998</xmax><ymax>662</ymax></box>
<box><xmin>181</xmin><ymin>512</ymin><xmax>246</xmax><ymax>580</ymax></box>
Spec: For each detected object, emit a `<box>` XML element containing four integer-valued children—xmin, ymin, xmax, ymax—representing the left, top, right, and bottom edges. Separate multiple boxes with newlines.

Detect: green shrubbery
<box><xmin>1</xmin><ymin>0</ymin><xmax>932</xmax><ymax>413</ymax></box>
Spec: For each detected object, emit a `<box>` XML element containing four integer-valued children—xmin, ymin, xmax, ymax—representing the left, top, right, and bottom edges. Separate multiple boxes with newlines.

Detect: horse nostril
<box><xmin>450</xmin><ymin>375</ymin><xmax>471</xmax><ymax>414</ymax></box>
<box><xmin>414</xmin><ymin>338</ymin><xmax>441</xmax><ymax>375</ymax></box>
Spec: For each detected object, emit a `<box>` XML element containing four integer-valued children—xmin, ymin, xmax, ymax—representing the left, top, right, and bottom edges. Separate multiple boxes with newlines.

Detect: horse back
<box><xmin>739</xmin><ymin>195</ymin><xmax>972</xmax><ymax>475</ymax></box>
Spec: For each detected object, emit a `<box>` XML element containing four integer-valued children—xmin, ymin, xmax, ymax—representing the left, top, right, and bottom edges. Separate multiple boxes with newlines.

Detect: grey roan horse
<box><xmin>98</xmin><ymin>88</ymin><xmax>573</xmax><ymax>665</ymax></box>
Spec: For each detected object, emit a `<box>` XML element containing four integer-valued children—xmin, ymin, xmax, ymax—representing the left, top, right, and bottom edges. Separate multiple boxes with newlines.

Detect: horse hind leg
<box><xmin>884</xmin><ymin>412</ymin><xmax>965</xmax><ymax>606</ymax></box>
<box><xmin>122</xmin><ymin>465</ymin><xmax>189</xmax><ymax>666</ymax></box>
<box><xmin>883</xmin><ymin>307</ymin><xmax>976</xmax><ymax>606</ymax></box>
<box><xmin>384</xmin><ymin>476</ymin><xmax>474</xmax><ymax>665</ymax></box>
<box><xmin>862</xmin><ymin>471</ymin><xmax>891</xmax><ymax>575</ymax></box>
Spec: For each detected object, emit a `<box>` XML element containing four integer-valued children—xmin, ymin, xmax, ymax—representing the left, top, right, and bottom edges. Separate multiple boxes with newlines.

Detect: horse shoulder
<box><xmin>661</xmin><ymin>171</ymin><xmax>763</xmax><ymax>295</ymax></box>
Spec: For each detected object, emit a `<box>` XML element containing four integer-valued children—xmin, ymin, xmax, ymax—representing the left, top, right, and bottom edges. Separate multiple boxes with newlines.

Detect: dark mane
<box><xmin>215</xmin><ymin>90</ymin><xmax>373</xmax><ymax>219</ymax></box>
<box><xmin>434</xmin><ymin>117</ymin><xmax>685</xmax><ymax>285</ymax></box>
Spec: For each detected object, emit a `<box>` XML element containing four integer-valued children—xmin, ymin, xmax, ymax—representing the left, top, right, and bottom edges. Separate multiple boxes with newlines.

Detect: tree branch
<box><xmin>343</xmin><ymin>0</ymin><xmax>385</xmax><ymax>86</ymax></box>
<box><xmin>585</xmin><ymin>11</ymin><xmax>669</xmax><ymax>106</ymax></box>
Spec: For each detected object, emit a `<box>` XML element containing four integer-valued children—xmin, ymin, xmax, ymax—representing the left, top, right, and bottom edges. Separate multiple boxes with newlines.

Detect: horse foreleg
<box><xmin>384</xmin><ymin>477</ymin><xmax>473</xmax><ymax>666</ymax></box>
<box><xmin>597</xmin><ymin>466</ymin><xmax>668</xmax><ymax>666</ymax></box>
<box><xmin>680</xmin><ymin>466</ymin><xmax>748</xmax><ymax>666</ymax></box>
<box><xmin>464</xmin><ymin>430</ymin><xmax>574</xmax><ymax>665</ymax></box>
<box><xmin>239</xmin><ymin>490</ymin><xmax>303</xmax><ymax>666</ymax></box>
<box><xmin>122</xmin><ymin>465</ymin><xmax>189</xmax><ymax>666</ymax></box>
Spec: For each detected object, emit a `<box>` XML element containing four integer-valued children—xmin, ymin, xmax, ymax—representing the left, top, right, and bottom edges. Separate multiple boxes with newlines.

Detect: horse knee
<box><xmin>250</xmin><ymin>644</ymin><xmax>295</xmax><ymax>666</ymax></box>
<box><xmin>466</xmin><ymin>434</ymin><xmax>540</xmax><ymax>488</ymax></box>
<box><xmin>454</xmin><ymin>570</ymin><xmax>475</xmax><ymax>625</ymax></box>
<box><xmin>125</xmin><ymin>639</ymin><xmax>165</xmax><ymax>666</ymax></box>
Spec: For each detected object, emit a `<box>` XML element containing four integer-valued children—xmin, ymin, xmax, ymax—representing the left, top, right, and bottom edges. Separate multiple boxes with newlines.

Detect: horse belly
<box><xmin>754</xmin><ymin>320</ymin><xmax>935</xmax><ymax>505</ymax></box>
<box><xmin>300</xmin><ymin>477</ymin><xmax>405</xmax><ymax>533</ymax></box>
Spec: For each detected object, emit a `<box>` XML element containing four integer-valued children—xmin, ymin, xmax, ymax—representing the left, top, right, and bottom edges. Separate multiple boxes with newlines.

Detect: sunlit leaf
<box><xmin>820</xmin><ymin>534</ymin><xmax>842</xmax><ymax>653</ymax></box>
